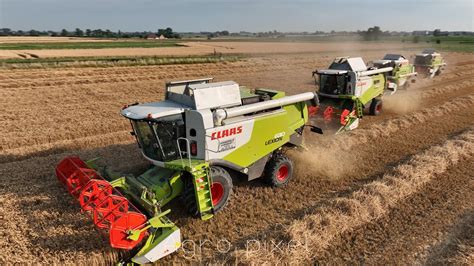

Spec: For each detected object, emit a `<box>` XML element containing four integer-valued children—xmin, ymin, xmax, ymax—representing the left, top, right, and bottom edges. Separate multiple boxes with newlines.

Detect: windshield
<box><xmin>132</xmin><ymin>114</ymin><xmax>185</xmax><ymax>162</ymax></box>
<box><xmin>415</xmin><ymin>55</ymin><xmax>430</xmax><ymax>65</ymax></box>
<box><xmin>319</xmin><ymin>74</ymin><xmax>348</xmax><ymax>95</ymax></box>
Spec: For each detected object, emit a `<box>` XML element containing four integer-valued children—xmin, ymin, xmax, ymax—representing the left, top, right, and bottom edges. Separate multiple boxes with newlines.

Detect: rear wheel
<box><xmin>264</xmin><ymin>154</ymin><xmax>294</xmax><ymax>187</ymax></box>
<box><xmin>369</xmin><ymin>98</ymin><xmax>383</xmax><ymax>116</ymax></box>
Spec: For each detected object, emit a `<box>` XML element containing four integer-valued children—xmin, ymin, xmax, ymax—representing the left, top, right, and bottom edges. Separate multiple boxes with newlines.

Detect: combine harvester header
<box><xmin>56</xmin><ymin>78</ymin><xmax>320</xmax><ymax>264</ymax></box>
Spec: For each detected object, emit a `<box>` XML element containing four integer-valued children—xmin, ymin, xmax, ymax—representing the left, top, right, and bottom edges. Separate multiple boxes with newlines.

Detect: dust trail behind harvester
<box><xmin>282</xmin><ymin>44</ymin><xmax>363</xmax><ymax>180</ymax></box>
<box><xmin>383</xmin><ymin>91</ymin><xmax>421</xmax><ymax>114</ymax></box>
<box><xmin>288</xmin><ymin>142</ymin><xmax>355</xmax><ymax>180</ymax></box>
<box><xmin>231</xmin><ymin>127</ymin><xmax>474</xmax><ymax>265</ymax></box>
<box><xmin>289</xmin><ymin>93</ymin><xmax>474</xmax><ymax>181</ymax></box>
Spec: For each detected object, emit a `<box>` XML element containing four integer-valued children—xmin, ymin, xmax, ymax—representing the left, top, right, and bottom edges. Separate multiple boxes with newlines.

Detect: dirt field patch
<box><xmin>0</xmin><ymin>41</ymin><xmax>425</xmax><ymax>59</ymax></box>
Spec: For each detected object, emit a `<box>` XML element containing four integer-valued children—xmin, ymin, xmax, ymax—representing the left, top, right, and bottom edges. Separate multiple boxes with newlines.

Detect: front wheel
<box><xmin>402</xmin><ymin>80</ymin><xmax>411</xmax><ymax>90</ymax></box>
<box><xmin>209</xmin><ymin>166</ymin><xmax>233</xmax><ymax>212</ymax></box>
<box><xmin>369</xmin><ymin>98</ymin><xmax>383</xmax><ymax>116</ymax></box>
<box><xmin>182</xmin><ymin>166</ymin><xmax>233</xmax><ymax>216</ymax></box>
<box><xmin>264</xmin><ymin>154</ymin><xmax>294</xmax><ymax>187</ymax></box>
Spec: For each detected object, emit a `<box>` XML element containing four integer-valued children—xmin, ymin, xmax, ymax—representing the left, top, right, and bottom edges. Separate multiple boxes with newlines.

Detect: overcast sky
<box><xmin>0</xmin><ymin>0</ymin><xmax>472</xmax><ymax>32</ymax></box>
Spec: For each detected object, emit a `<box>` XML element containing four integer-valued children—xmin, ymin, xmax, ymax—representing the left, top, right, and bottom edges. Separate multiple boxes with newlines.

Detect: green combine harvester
<box><xmin>311</xmin><ymin>56</ymin><xmax>400</xmax><ymax>134</ymax></box>
<box><xmin>55</xmin><ymin>78</ymin><xmax>321</xmax><ymax>263</ymax></box>
<box><xmin>373</xmin><ymin>54</ymin><xmax>418</xmax><ymax>91</ymax></box>
<box><xmin>414</xmin><ymin>49</ymin><xmax>446</xmax><ymax>78</ymax></box>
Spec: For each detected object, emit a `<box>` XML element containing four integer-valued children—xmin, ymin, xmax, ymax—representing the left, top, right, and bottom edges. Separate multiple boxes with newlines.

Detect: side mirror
<box><xmin>310</xmin><ymin>126</ymin><xmax>323</xmax><ymax>134</ymax></box>
<box><xmin>312</xmin><ymin>71</ymin><xmax>319</xmax><ymax>85</ymax></box>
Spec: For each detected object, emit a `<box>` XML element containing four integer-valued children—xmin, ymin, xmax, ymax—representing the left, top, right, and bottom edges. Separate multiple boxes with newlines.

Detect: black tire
<box><xmin>369</xmin><ymin>98</ymin><xmax>383</xmax><ymax>116</ymax></box>
<box><xmin>264</xmin><ymin>154</ymin><xmax>294</xmax><ymax>187</ymax></box>
<box><xmin>182</xmin><ymin>173</ymin><xmax>199</xmax><ymax>216</ymax></box>
<box><xmin>402</xmin><ymin>80</ymin><xmax>410</xmax><ymax>90</ymax></box>
<box><xmin>341</xmin><ymin>100</ymin><xmax>354</xmax><ymax>112</ymax></box>
<box><xmin>209</xmin><ymin>166</ymin><xmax>232</xmax><ymax>213</ymax></box>
<box><xmin>182</xmin><ymin>166</ymin><xmax>233</xmax><ymax>216</ymax></box>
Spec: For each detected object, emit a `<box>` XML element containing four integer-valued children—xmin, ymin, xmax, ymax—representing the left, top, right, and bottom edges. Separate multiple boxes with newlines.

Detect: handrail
<box><xmin>176</xmin><ymin>137</ymin><xmax>192</xmax><ymax>168</ymax></box>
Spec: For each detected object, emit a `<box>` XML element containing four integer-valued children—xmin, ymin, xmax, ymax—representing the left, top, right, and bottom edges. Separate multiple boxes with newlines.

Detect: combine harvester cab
<box><xmin>311</xmin><ymin>57</ymin><xmax>394</xmax><ymax>134</ymax></box>
<box><xmin>414</xmin><ymin>49</ymin><xmax>446</xmax><ymax>78</ymax></box>
<box><xmin>373</xmin><ymin>54</ymin><xmax>417</xmax><ymax>92</ymax></box>
<box><xmin>56</xmin><ymin>78</ymin><xmax>320</xmax><ymax>264</ymax></box>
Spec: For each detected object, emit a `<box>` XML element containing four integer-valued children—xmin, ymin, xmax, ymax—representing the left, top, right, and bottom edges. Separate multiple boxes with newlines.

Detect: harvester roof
<box><xmin>422</xmin><ymin>48</ymin><xmax>437</xmax><ymax>54</ymax></box>
<box><xmin>417</xmin><ymin>49</ymin><xmax>440</xmax><ymax>56</ymax></box>
<box><xmin>328</xmin><ymin>57</ymin><xmax>367</xmax><ymax>72</ymax></box>
<box><xmin>121</xmin><ymin>79</ymin><xmax>244</xmax><ymax>120</ymax></box>
<box><xmin>121</xmin><ymin>100</ymin><xmax>189</xmax><ymax>120</ymax></box>
<box><xmin>166</xmin><ymin>80</ymin><xmax>242</xmax><ymax>110</ymax></box>
<box><xmin>374</xmin><ymin>54</ymin><xmax>408</xmax><ymax>67</ymax></box>
<box><xmin>382</xmin><ymin>54</ymin><xmax>406</xmax><ymax>61</ymax></box>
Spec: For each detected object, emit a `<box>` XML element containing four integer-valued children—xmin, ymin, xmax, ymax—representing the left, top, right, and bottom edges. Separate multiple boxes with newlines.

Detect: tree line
<box><xmin>0</xmin><ymin>27</ymin><xmax>181</xmax><ymax>39</ymax></box>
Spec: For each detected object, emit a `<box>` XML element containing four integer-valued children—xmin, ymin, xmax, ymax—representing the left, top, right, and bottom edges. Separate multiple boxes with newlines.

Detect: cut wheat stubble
<box><xmin>230</xmin><ymin>127</ymin><xmax>474</xmax><ymax>264</ymax></box>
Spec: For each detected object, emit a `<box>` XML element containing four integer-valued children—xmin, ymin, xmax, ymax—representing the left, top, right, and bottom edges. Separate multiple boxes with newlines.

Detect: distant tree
<box><xmin>221</xmin><ymin>30</ymin><xmax>229</xmax><ymax>36</ymax></box>
<box><xmin>207</xmin><ymin>33</ymin><xmax>215</xmax><ymax>39</ymax></box>
<box><xmin>164</xmin><ymin>27</ymin><xmax>173</xmax><ymax>38</ymax></box>
<box><xmin>92</xmin><ymin>29</ymin><xmax>104</xmax><ymax>37</ymax></box>
<box><xmin>74</xmin><ymin>28</ymin><xmax>84</xmax><ymax>37</ymax></box>
<box><xmin>60</xmin><ymin>29</ymin><xmax>69</xmax><ymax>37</ymax></box>
<box><xmin>85</xmin><ymin>29</ymin><xmax>92</xmax><ymax>37</ymax></box>
<box><xmin>17</xmin><ymin>30</ymin><xmax>25</xmax><ymax>36</ymax></box>
<box><xmin>0</xmin><ymin>28</ymin><xmax>12</xmax><ymax>36</ymax></box>
<box><xmin>433</xmin><ymin>29</ymin><xmax>441</xmax><ymax>37</ymax></box>
<box><xmin>412</xmin><ymin>36</ymin><xmax>420</xmax><ymax>43</ymax></box>
<box><xmin>360</xmin><ymin>26</ymin><xmax>382</xmax><ymax>41</ymax></box>
<box><xmin>29</xmin><ymin>29</ymin><xmax>40</xmax><ymax>36</ymax></box>
<box><xmin>157</xmin><ymin>27</ymin><xmax>179</xmax><ymax>38</ymax></box>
